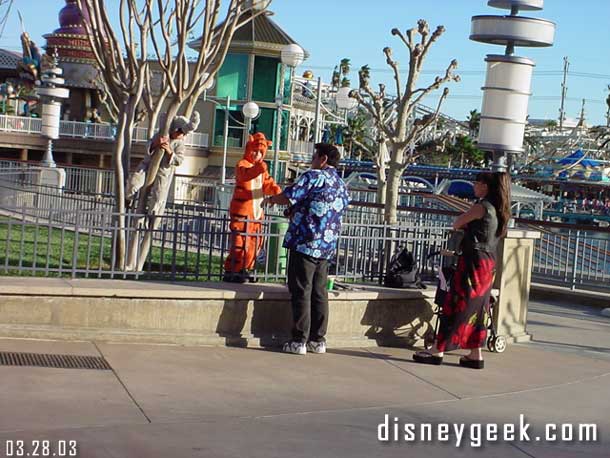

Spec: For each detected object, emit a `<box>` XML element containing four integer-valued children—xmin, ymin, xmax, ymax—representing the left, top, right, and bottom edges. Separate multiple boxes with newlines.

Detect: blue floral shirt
<box><xmin>282</xmin><ymin>167</ymin><xmax>350</xmax><ymax>260</ymax></box>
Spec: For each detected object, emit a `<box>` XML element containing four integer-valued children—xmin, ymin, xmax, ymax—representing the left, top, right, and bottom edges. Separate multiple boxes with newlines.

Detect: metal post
<box><xmin>491</xmin><ymin>151</ymin><xmax>508</xmax><ymax>173</ymax></box>
<box><xmin>313</xmin><ymin>77</ymin><xmax>322</xmax><ymax>143</ymax></box>
<box><xmin>273</xmin><ymin>64</ymin><xmax>286</xmax><ymax>181</ymax></box>
<box><xmin>41</xmin><ymin>139</ymin><xmax>56</xmax><ymax>168</ymax></box>
<box><xmin>559</xmin><ymin>56</ymin><xmax>569</xmax><ymax>130</ymax></box>
<box><xmin>570</xmin><ymin>230</ymin><xmax>580</xmax><ymax>291</ymax></box>
<box><xmin>221</xmin><ymin>95</ymin><xmax>230</xmax><ymax>185</ymax></box>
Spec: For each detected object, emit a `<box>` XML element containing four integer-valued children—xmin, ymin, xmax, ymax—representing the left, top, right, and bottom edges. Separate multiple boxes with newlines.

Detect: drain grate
<box><xmin>0</xmin><ymin>351</ymin><xmax>112</xmax><ymax>370</ymax></box>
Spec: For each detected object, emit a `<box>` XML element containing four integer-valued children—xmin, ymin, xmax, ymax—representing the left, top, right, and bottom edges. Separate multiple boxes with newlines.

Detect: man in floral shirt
<box><xmin>263</xmin><ymin>143</ymin><xmax>349</xmax><ymax>355</ymax></box>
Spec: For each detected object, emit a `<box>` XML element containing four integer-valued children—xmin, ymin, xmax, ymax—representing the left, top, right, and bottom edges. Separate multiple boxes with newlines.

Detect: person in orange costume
<box><xmin>223</xmin><ymin>132</ymin><xmax>282</xmax><ymax>282</ymax></box>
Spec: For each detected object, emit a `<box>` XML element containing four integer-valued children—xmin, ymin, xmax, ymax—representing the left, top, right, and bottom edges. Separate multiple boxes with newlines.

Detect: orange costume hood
<box><xmin>243</xmin><ymin>132</ymin><xmax>273</xmax><ymax>164</ymax></box>
<box><xmin>229</xmin><ymin>132</ymin><xmax>281</xmax><ymax>220</ymax></box>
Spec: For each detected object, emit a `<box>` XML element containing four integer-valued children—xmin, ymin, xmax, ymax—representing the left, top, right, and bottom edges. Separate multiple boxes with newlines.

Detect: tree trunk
<box><xmin>128</xmin><ymin>100</ymin><xmax>183</xmax><ymax>271</ymax></box>
<box><xmin>384</xmin><ymin>166</ymin><xmax>402</xmax><ymax>225</ymax></box>
<box><xmin>183</xmin><ymin>91</ymin><xmax>201</xmax><ymax>120</ymax></box>
<box><xmin>112</xmin><ymin>110</ymin><xmax>128</xmax><ymax>270</ymax></box>
<box><xmin>375</xmin><ymin>140</ymin><xmax>389</xmax><ymax>218</ymax></box>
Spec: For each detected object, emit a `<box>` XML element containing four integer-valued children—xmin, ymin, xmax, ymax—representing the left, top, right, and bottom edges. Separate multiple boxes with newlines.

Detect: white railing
<box><xmin>133</xmin><ymin>126</ymin><xmax>149</xmax><ymax>143</ymax></box>
<box><xmin>0</xmin><ymin>114</ymin><xmax>209</xmax><ymax>148</ymax></box>
<box><xmin>288</xmin><ymin>139</ymin><xmax>314</xmax><ymax>163</ymax></box>
<box><xmin>59</xmin><ymin>120</ymin><xmax>115</xmax><ymax>140</ymax></box>
<box><xmin>0</xmin><ymin>115</ymin><xmax>43</xmax><ymax>134</ymax></box>
<box><xmin>0</xmin><ymin>159</ymin><xmax>115</xmax><ymax>195</ymax></box>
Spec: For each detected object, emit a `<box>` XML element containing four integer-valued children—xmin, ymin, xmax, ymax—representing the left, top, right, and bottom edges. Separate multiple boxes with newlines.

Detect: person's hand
<box><xmin>162</xmin><ymin>143</ymin><xmax>173</xmax><ymax>156</ymax></box>
<box><xmin>262</xmin><ymin>196</ymin><xmax>274</xmax><ymax>207</ymax></box>
<box><xmin>440</xmin><ymin>249</ymin><xmax>457</xmax><ymax>257</ymax></box>
<box><xmin>151</xmin><ymin>135</ymin><xmax>170</xmax><ymax>150</ymax></box>
<box><xmin>252</xmin><ymin>151</ymin><xmax>263</xmax><ymax>163</ymax></box>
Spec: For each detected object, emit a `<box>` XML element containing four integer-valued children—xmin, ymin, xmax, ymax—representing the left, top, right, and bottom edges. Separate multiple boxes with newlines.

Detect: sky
<box><xmin>2</xmin><ymin>0</ymin><xmax>609</xmax><ymax>125</ymax></box>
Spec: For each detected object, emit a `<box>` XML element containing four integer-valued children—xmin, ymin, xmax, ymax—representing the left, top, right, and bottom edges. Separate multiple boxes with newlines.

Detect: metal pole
<box><xmin>313</xmin><ymin>77</ymin><xmax>322</xmax><ymax>143</ymax></box>
<box><xmin>41</xmin><ymin>139</ymin><xmax>56</xmax><ymax>168</ymax></box>
<box><xmin>273</xmin><ymin>64</ymin><xmax>286</xmax><ymax>181</ymax></box>
<box><xmin>559</xmin><ymin>56</ymin><xmax>569</xmax><ymax>130</ymax></box>
<box><xmin>221</xmin><ymin>95</ymin><xmax>230</xmax><ymax>185</ymax></box>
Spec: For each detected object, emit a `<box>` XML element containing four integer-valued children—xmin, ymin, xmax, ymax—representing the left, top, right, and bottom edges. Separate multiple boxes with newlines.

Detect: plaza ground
<box><xmin>0</xmin><ymin>292</ymin><xmax>608</xmax><ymax>457</ymax></box>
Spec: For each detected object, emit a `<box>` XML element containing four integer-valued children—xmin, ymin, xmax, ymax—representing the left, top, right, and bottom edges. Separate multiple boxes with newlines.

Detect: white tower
<box><xmin>37</xmin><ymin>55</ymin><xmax>70</xmax><ymax>168</ymax></box>
<box><xmin>470</xmin><ymin>0</ymin><xmax>555</xmax><ymax>171</ymax></box>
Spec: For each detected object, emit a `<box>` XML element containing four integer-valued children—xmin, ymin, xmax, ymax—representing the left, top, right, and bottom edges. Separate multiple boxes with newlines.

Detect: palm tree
<box><xmin>467</xmin><ymin>109</ymin><xmax>480</xmax><ymax>137</ymax></box>
<box><xmin>339</xmin><ymin>58</ymin><xmax>351</xmax><ymax>77</ymax></box>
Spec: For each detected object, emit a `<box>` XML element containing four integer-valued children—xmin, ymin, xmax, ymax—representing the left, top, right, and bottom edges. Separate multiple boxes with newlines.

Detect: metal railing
<box><xmin>0</xmin><ymin>174</ymin><xmax>449</xmax><ymax>281</ymax></box>
<box><xmin>532</xmin><ymin>227</ymin><xmax>610</xmax><ymax>291</ymax></box>
<box><xmin>0</xmin><ymin>114</ymin><xmax>209</xmax><ymax>148</ymax></box>
<box><xmin>59</xmin><ymin>121</ymin><xmax>115</xmax><ymax>140</ymax></box>
<box><xmin>1</xmin><ymin>170</ymin><xmax>609</xmax><ymax>292</ymax></box>
<box><xmin>0</xmin><ymin>160</ymin><xmax>115</xmax><ymax>195</ymax></box>
<box><xmin>0</xmin><ymin>115</ymin><xmax>42</xmax><ymax>134</ymax></box>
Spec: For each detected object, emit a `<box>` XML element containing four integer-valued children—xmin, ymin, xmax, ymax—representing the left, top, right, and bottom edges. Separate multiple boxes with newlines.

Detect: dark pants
<box><xmin>287</xmin><ymin>250</ymin><xmax>329</xmax><ymax>344</ymax></box>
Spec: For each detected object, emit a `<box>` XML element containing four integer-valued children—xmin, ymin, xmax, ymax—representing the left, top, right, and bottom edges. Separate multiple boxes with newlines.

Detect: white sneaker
<box><xmin>306</xmin><ymin>341</ymin><xmax>326</xmax><ymax>354</ymax></box>
<box><xmin>283</xmin><ymin>341</ymin><xmax>306</xmax><ymax>355</ymax></box>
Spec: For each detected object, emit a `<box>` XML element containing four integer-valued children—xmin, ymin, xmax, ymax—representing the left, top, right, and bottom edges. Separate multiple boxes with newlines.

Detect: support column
<box><xmin>493</xmin><ymin>229</ymin><xmax>541</xmax><ymax>343</ymax></box>
<box><xmin>98</xmin><ymin>154</ymin><xmax>105</xmax><ymax>169</ymax></box>
<box><xmin>19</xmin><ymin>148</ymin><xmax>28</xmax><ymax>162</ymax></box>
<box><xmin>65</xmin><ymin>151</ymin><xmax>73</xmax><ymax>165</ymax></box>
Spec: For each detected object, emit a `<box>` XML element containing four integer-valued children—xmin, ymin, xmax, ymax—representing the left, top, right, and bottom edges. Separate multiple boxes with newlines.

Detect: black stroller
<box><xmin>424</xmin><ymin>249</ymin><xmax>507</xmax><ymax>354</ymax></box>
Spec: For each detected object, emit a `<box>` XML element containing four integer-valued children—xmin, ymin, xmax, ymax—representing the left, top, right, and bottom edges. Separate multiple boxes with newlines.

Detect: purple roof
<box><xmin>54</xmin><ymin>0</ymin><xmax>90</xmax><ymax>35</ymax></box>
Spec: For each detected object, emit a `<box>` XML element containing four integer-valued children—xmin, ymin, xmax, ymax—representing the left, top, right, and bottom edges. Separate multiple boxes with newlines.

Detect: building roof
<box><xmin>512</xmin><ymin>182</ymin><xmax>555</xmax><ymax>203</ymax></box>
<box><xmin>189</xmin><ymin>11</ymin><xmax>308</xmax><ymax>56</ymax></box>
<box><xmin>0</xmin><ymin>48</ymin><xmax>21</xmax><ymax>70</ymax></box>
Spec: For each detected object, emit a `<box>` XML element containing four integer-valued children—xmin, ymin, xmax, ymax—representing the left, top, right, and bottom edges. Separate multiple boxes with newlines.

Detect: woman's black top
<box><xmin>462</xmin><ymin>199</ymin><xmax>499</xmax><ymax>256</ymax></box>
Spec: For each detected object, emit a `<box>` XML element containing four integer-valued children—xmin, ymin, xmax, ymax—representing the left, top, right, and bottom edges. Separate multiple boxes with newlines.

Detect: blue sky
<box><xmin>3</xmin><ymin>0</ymin><xmax>609</xmax><ymax>124</ymax></box>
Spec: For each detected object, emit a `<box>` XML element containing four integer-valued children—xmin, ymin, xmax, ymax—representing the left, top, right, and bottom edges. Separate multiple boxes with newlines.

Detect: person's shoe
<box><xmin>412</xmin><ymin>351</ymin><xmax>443</xmax><ymax>365</ymax></box>
<box><xmin>283</xmin><ymin>341</ymin><xmax>306</xmax><ymax>355</ymax></box>
<box><xmin>230</xmin><ymin>271</ymin><xmax>248</xmax><ymax>284</ymax></box>
<box><xmin>306</xmin><ymin>341</ymin><xmax>326</xmax><ymax>354</ymax></box>
<box><xmin>459</xmin><ymin>356</ymin><xmax>484</xmax><ymax>369</ymax></box>
<box><xmin>222</xmin><ymin>272</ymin><xmax>236</xmax><ymax>283</ymax></box>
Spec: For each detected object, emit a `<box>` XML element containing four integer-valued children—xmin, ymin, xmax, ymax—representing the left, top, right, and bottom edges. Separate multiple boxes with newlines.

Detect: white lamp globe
<box><xmin>281</xmin><ymin>44</ymin><xmax>305</xmax><ymax>68</ymax></box>
<box><xmin>201</xmin><ymin>72</ymin><xmax>215</xmax><ymax>91</ymax></box>
<box><xmin>242</xmin><ymin>102</ymin><xmax>260</xmax><ymax>119</ymax></box>
<box><xmin>336</xmin><ymin>87</ymin><xmax>358</xmax><ymax>110</ymax></box>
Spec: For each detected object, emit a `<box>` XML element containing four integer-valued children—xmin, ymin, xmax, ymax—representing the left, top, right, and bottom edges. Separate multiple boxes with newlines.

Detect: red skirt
<box><xmin>436</xmin><ymin>251</ymin><xmax>495</xmax><ymax>352</ymax></box>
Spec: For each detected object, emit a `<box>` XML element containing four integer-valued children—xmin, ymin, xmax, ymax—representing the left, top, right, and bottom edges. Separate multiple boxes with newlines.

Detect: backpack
<box><xmin>383</xmin><ymin>248</ymin><xmax>425</xmax><ymax>289</ymax></box>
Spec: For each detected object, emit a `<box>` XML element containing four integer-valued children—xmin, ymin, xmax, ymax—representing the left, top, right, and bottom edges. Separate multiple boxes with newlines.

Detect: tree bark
<box><xmin>384</xmin><ymin>166</ymin><xmax>402</xmax><ymax>226</ymax></box>
<box><xmin>375</xmin><ymin>140</ymin><xmax>389</xmax><ymax>212</ymax></box>
<box><xmin>112</xmin><ymin>111</ymin><xmax>128</xmax><ymax>270</ymax></box>
<box><xmin>127</xmin><ymin>100</ymin><xmax>183</xmax><ymax>271</ymax></box>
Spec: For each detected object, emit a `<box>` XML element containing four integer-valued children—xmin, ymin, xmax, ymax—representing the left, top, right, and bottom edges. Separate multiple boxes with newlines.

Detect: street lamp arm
<box><xmin>204</xmin><ymin>95</ymin><xmax>256</xmax><ymax>126</ymax></box>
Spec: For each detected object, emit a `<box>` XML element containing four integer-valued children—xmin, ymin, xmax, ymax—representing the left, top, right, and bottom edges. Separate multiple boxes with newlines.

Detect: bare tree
<box><xmin>77</xmin><ymin>0</ymin><xmax>151</xmax><ymax>269</ymax></box>
<box><xmin>129</xmin><ymin>0</ymin><xmax>272</xmax><ymax>271</ymax></box>
<box><xmin>77</xmin><ymin>0</ymin><xmax>271</xmax><ymax>271</ymax></box>
<box><xmin>350</xmin><ymin>20</ymin><xmax>459</xmax><ymax>224</ymax></box>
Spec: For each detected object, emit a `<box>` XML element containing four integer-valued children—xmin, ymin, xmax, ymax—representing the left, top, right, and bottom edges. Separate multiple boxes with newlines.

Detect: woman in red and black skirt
<box><xmin>413</xmin><ymin>172</ymin><xmax>511</xmax><ymax>369</ymax></box>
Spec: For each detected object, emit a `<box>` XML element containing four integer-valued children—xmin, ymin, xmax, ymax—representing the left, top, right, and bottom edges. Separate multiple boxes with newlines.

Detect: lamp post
<box><xmin>0</xmin><ymin>83</ymin><xmax>14</xmax><ymax>114</ymax></box>
<box><xmin>470</xmin><ymin>0</ymin><xmax>555</xmax><ymax>172</ymax></box>
<box><xmin>205</xmin><ymin>92</ymin><xmax>260</xmax><ymax>184</ymax></box>
<box><xmin>289</xmin><ymin>78</ymin><xmax>355</xmax><ymax>163</ymax></box>
<box><xmin>36</xmin><ymin>55</ymin><xmax>70</xmax><ymax>168</ymax></box>
<box><xmin>334</xmin><ymin>86</ymin><xmax>359</xmax><ymax>158</ymax></box>
<box><xmin>272</xmin><ymin>43</ymin><xmax>305</xmax><ymax>181</ymax></box>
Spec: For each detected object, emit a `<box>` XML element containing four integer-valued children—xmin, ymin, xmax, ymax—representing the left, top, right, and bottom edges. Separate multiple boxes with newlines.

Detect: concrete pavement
<box><xmin>0</xmin><ymin>298</ymin><xmax>608</xmax><ymax>457</ymax></box>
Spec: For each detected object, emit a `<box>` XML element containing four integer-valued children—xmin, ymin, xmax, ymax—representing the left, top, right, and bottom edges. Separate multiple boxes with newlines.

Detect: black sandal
<box><xmin>413</xmin><ymin>351</ymin><xmax>443</xmax><ymax>365</ymax></box>
<box><xmin>459</xmin><ymin>356</ymin><xmax>484</xmax><ymax>369</ymax></box>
